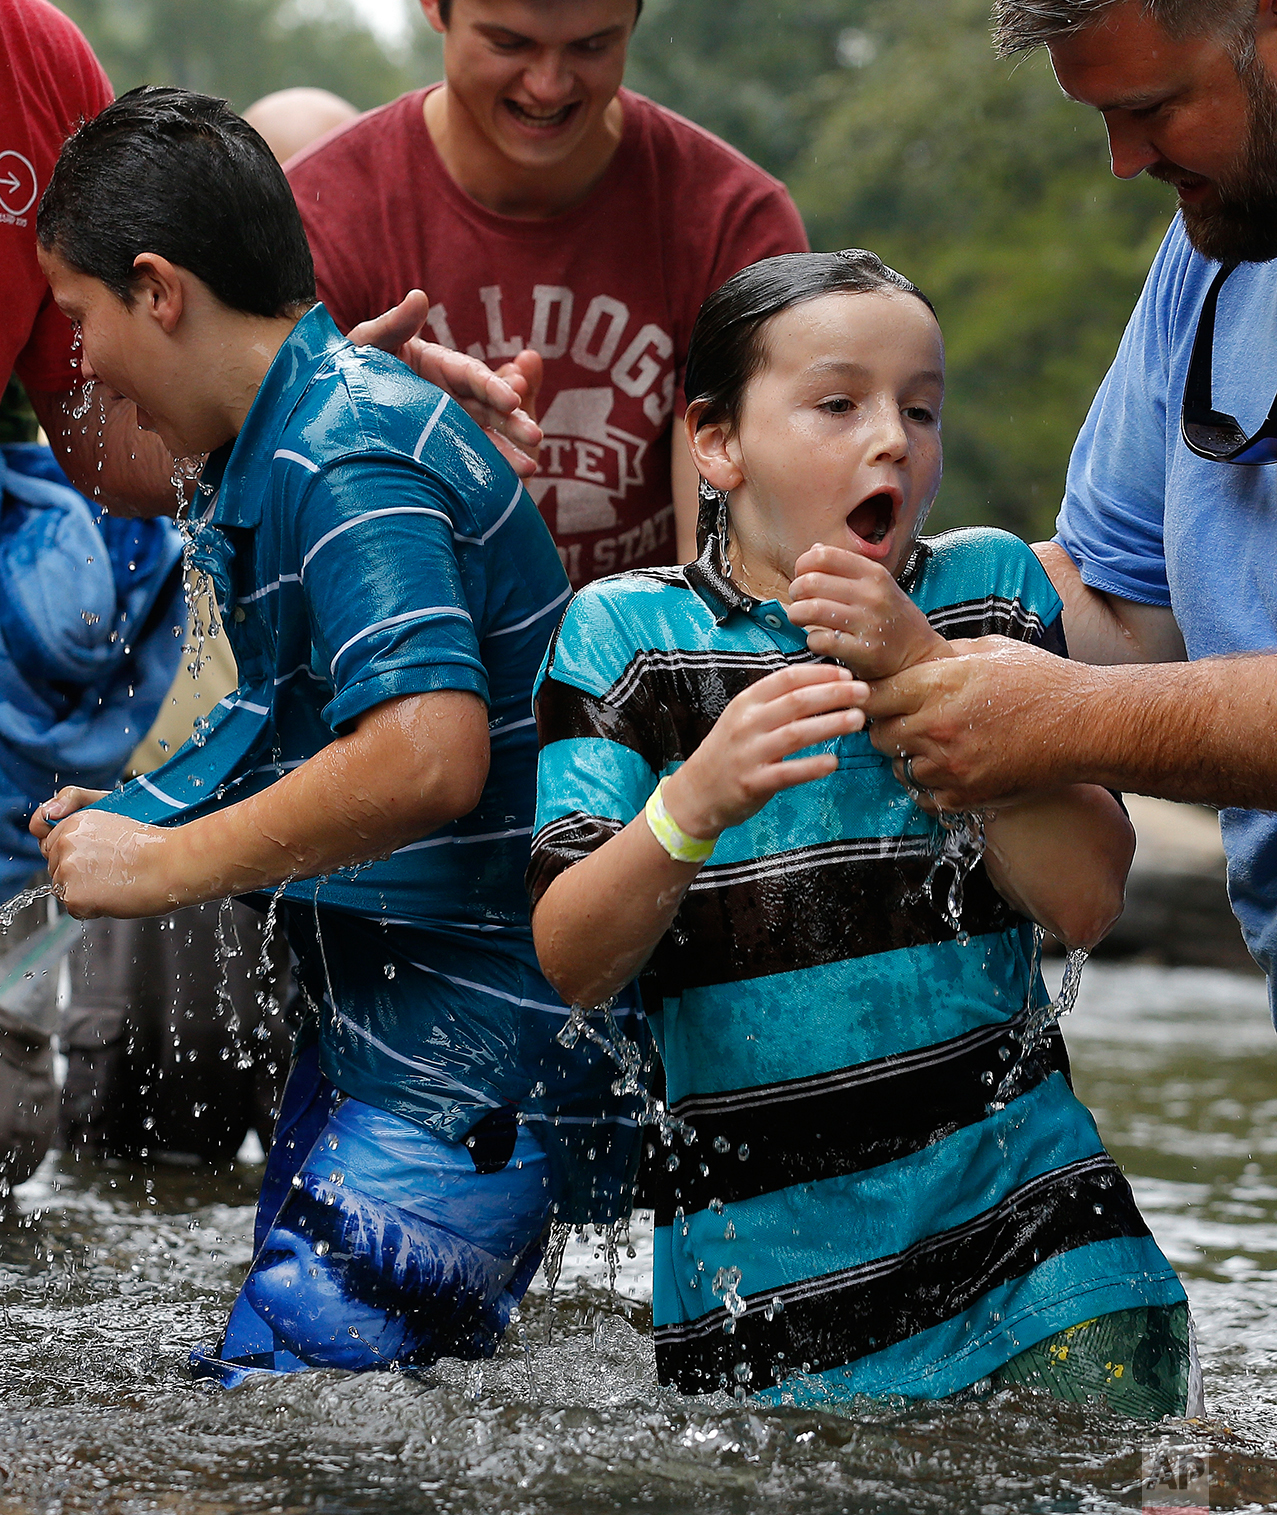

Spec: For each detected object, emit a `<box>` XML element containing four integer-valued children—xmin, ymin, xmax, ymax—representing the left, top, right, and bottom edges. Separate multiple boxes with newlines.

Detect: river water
<box><xmin>3</xmin><ymin>961</ymin><xmax>1277</xmax><ymax>1513</ymax></box>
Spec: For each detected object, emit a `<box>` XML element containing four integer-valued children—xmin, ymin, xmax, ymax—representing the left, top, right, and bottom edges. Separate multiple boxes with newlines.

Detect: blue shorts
<box><xmin>191</xmin><ymin>1041</ymin><xmax>552</xmax><ymax>1387</ymax></box>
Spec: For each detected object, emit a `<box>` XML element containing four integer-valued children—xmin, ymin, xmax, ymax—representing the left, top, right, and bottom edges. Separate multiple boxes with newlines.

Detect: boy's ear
<box><xmin>420</xmin><ymin>0</ymin><xmax>447</xmax><ymax>36</ymax></box>
<box><xmin>684</xmin><ymin>403</ymin><xmax>744</xmax><ymax>493</ymax></box>
<box><xmin>131</xmin><ymin>253</ymin><xmax>186</xmax><ymax>335</ymax></box>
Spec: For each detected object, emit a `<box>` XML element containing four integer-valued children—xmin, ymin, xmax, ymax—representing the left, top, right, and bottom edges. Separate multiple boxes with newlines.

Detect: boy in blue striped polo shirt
<box><xmin>32</xmin><ymin>87</ymin><xmax>642</xmax><ymax>1383</ymax></box>
<box><xmin>530</xmin><ymin>252</ymin><xmax>1198</xmax><ymax>1416</ymax></box>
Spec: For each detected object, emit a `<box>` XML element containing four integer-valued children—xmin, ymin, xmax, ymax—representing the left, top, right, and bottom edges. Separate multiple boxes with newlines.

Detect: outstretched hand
<box><xmin>31</xmin><ymin>787</ymin><xmax>181</xmax><ymax>919</ymax></box>
<box><xmin>863</xmin><ymin>635</ymin><xmax>1094</xmax><ymax>809</ymax></box>
<box><xmin>349</xmin><ymin>290</ymin><xmax>544</xmax><ymax>477</ymax></box>
<box><xmin>787</xmin><ymin>543</ymin><xmax>952</xmax><ymax>679</ymax></box>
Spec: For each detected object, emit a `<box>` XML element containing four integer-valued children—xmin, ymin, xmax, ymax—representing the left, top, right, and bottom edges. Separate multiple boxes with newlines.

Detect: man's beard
<box><xmin>1158</xmin><ymin>54</ymin><xmax>1277</xmax><ymax>263</ymax></box>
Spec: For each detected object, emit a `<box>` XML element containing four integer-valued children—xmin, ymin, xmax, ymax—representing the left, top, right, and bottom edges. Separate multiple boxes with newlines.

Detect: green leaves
<box><xmin>56</xmin><ymin>0</ymin><xmax>441</xmax><ymax>114</ymax></box>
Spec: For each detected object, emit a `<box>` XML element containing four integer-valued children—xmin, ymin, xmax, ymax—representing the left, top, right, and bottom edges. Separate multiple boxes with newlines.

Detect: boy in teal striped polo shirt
<box><xmin>530</xmin><ymin>252</ymin><xmax>1197</xmax><ymax>1416</ymax></box>
<box><xmin>33</xmin><ymin>87</ymin><xmax>641</xmax><ymax>1383</ymax></box>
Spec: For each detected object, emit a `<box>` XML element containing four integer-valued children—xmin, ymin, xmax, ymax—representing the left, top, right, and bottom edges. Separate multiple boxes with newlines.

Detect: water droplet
<box><xmin>737</xmin><ymin>1143</ymin><xmax>750</xmax><ymax>1161</ymax></box>
<box><xmin>713</xmin><ymin>1135</ymin><xmax>730</xmax><ymax>1154</ymax></box>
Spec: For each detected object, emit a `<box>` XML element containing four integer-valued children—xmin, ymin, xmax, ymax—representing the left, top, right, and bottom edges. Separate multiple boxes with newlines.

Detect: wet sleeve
<box><xmin>922</xmin><ymin>528</ymin><xmax>1067</xmax><ymax>657</ymax></box>
<box><xmin>526</xmin><ymin>591</ymin><xmax>661</xmax><ymax>908</ymax></box>
<box><xmin>297</xmin><ymin>455</ymin><xmax>488</xmax><ymax>732</ymax></box>
<box><xmin>1054</xmin><ymin>226</ymin><xmax>1180</xmax><ymax>609</ymax></box>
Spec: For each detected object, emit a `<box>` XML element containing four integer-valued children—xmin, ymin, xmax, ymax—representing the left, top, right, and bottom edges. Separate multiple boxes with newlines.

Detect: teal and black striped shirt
<box><xmin>530</xmin><ymin>526</ymin><xmax>1184</xmax><ymax>1400</ymax></box>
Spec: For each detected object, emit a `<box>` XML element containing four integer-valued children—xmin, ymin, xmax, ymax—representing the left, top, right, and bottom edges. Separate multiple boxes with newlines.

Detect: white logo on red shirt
<box><xmin>424</xmin><ymin>284</ymin><xmax>675</xmax><ymax>534</ymax></box>
<box><xmin>526</xmin><ymin>388</ymin><xmax>648</xmax><ymax>534</ymax></box>
<box><xmin>0</xmin><ymin>152</ymin><xmax>38</xmax><ymax>218</ymax></box>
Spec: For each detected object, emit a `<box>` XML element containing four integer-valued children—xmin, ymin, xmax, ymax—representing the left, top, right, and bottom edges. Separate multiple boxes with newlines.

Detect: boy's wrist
<box><xmin>659</xmin><ymin>768</ymin><xmax>722</xmax><ymax>844</ymax></box>
<box><xmin>913</xmin><ymin>631</ymin><xmax>957</xmax><ymax>666</ymax></box>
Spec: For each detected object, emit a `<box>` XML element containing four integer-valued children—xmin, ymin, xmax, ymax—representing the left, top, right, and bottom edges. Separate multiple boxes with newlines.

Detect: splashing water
<box><xmin>990</xmin><ymin>929</ymin><xmax>1091</xmax><ymax>1111</ymax></box>
<box><xmin>557</xmin><ymin>997</ymin><xmax>646</xmax><ymax>1098</ymax></box>
<box><xmin>556</xmin><ymin>996</ymin><xmax>696</xmax><ymax>1166</ymax></box>
<box><xmin>211</xmin><ymin>898</ymin><xmax>253</xmax><ymax>1073</ymax></box>
<box><xmin>69</xmin><ymin>377</ymin><xmax>96</xmax><ymax>423</ymax></box>
<box><xmin>168</xmin><ymin>456</ymin><xmax>220</xmax><ymax>695</ymax></box>
<box><xmin>711</xmin><ymin>1263</ymin><xmax>747</xmax><ymax>1337</ymax></box>
<box><xmin>4</xmin><ymin>964</ymin><xmax>1277</xmax><ymax>1509</ymax></box>
<box><xmin>921</xmin><ymin>808</ymin><xmax>988</xmax><ymax>943</ymax></box>
<box><xmin>0</xmin><ymin>884</ymin><xmax>57</xmax><ymax>932</ymax></box>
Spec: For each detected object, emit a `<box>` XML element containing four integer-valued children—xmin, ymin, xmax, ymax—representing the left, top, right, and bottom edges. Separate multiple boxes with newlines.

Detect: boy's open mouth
<box><xmin>846</xmin><ymin>490</ymin><xmax>898</xmax><ymax>553</ymax></box>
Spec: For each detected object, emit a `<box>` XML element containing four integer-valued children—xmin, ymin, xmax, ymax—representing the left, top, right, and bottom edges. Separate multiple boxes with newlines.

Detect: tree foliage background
<box><xmin>55</xmin><ymin>0</ymin><xmax>1176</xmax><ymax>540</ymax></box>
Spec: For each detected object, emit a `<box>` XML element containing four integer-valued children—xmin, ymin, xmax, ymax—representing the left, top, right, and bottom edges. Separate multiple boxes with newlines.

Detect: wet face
<box><xmin>38</xmin><ymin>244</ymin><xmax>219</xmax><ymax>459</ymax></box>
<box><xmin>427</xmin><ymin>0</ymin><xmax>635</xmax><ymax>172</ymax></box>
<box><xmin>1049</xmin><ymin>0</ymin><xmax>1277</xmax><ymax>263</ymax></box>
<box><xmin>717</xmin><ymin>290</ymin><xmax>944</xmax><ymax>583</ymax></box>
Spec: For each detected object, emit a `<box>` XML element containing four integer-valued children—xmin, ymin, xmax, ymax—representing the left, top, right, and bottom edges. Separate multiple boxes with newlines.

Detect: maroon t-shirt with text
<box><xmin>287</xmin><ymin>88</ymin><xmax>808</xmax><ymax>587</ymax></box>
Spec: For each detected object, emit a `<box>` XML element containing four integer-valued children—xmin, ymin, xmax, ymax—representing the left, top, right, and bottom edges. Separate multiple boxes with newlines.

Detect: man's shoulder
<box><xmin>286</xmin><ymin>89</ymin><xmax>427</xmax><ymax>187</ymax></box>
<box><xmin>620</xmin><ymin>90</ymin><xmax>791</xmax><ymax>198</ymax></box>
<box><xmin>291</xmin><ymin>340</ymin><xmax>454</xmax><ymax>465</ymax></box>
<box><xmin>282</xmin><ymin>336</ymin><xmax>535</xmax><ymax>523</ymax></box>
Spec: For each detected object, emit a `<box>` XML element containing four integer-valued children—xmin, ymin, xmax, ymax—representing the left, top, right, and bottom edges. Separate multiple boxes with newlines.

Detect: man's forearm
<box><xmin>160</xmin><ymin>690</ymin><xmax>490</xmax><ymax>907</ymax></box>
<box><xmin>1057</xmin><ymin>654</ymin><xmax>1277</xmax><ymax>807</ymax></box>
<box><xmin>29</xmin><ymin>385</ymin><xmax>181</xmax><ymax>517</ymax></box>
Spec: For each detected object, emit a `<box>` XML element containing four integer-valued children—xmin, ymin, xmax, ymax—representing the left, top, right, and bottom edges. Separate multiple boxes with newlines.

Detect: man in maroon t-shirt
<box><xmin>287</xmin><ymin>0</ymin><xmax>809</xmax><ymax>586</ymax></box>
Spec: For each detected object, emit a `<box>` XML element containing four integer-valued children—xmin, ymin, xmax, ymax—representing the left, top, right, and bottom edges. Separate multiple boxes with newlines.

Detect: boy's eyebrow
<box><xmin>806</xmin><ymin>359</ymin><xmax>944</xmax><ymax>388</ymax></box>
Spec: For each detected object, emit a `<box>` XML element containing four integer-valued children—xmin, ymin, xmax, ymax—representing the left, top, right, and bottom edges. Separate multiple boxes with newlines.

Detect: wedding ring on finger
<box><xmin>901</xmin><ymin>756</ymin><xmax>927</xmax><ymax>797</ymax></box>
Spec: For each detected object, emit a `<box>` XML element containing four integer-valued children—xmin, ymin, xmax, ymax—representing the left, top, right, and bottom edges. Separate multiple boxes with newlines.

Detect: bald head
<box><xmin>242</xmin><ymin>87</ymin><xmax>360</xmax><ymax>164</ymax></box>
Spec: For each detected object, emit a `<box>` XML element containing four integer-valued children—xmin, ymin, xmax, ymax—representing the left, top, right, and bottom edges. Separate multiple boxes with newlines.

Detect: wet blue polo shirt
<box><xmin>94</xmin><ymin>304</ymin><xmax>642</xmax><ymax>1219</ymax></box>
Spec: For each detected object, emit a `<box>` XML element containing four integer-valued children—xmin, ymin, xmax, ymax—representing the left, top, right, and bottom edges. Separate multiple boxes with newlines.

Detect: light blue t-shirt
<box><xmin>1056</xmin><ymin>216</ymin><xmax>1277</xmax><ymax>1012</ymax></box>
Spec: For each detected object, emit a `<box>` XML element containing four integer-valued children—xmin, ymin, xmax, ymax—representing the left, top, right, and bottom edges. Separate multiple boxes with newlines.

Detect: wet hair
<box><xmin>992</xmin><ymin>0</ymin><xmax>1254</xmax><ymax>56</ymax></box>
<box><xmin>684</xmin><ymin>250</ymin><xmax>936</xmax><ymax>435</ymax></box>
<box><xmin>38</xmin><ymin>86</ymin><xmax>315</xmax><ymax>319</ymax></box>
<box><xmin>438</xmin><ymin>0</ymin><xmax>642</xmax><ymax>23</ymax></box>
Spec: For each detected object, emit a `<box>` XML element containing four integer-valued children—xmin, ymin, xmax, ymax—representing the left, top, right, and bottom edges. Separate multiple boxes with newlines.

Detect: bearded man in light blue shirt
<box><xmin>865</xmin><ymin>0</ymin><xmax>1277</xmax><ymax>1020</ymax></box>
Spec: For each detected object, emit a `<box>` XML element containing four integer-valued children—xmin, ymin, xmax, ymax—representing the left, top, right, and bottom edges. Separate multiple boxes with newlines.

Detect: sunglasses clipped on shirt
<box><xmin>1182</xmin><ymin>261</ymin><xmax>1277</xmax><ymax>465</ymax></box>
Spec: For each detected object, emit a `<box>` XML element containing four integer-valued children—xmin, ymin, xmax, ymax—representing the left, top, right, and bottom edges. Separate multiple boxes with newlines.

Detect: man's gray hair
<box><xmin>992</xmin><ymin>0</ymin><xmax>1256</xmax><ymax>56</ymax></box>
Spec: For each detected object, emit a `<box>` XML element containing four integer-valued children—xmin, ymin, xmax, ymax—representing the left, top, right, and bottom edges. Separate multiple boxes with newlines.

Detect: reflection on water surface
<box><xmin>4</xmin><ymin>963</ymin><xmax>1277</xmax><ymax>1512</ymax></box>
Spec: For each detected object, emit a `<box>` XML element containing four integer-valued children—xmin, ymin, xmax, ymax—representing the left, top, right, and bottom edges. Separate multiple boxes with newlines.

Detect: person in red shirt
<box><xmin>287</xmin><ymin>0</ymin><xmax>809</xmax><ymax>585</ymax></box>
<box><xmin>2</xmin><ymin>0</ymin><xmax>112</xmax><ymax>435</ymax></box>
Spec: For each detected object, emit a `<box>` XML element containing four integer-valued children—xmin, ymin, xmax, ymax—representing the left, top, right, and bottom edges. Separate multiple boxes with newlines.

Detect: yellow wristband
<box><xmin>645</xmin><ymin>779</ymin><xmax>716</xmax><ymax>864</ymax></box>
